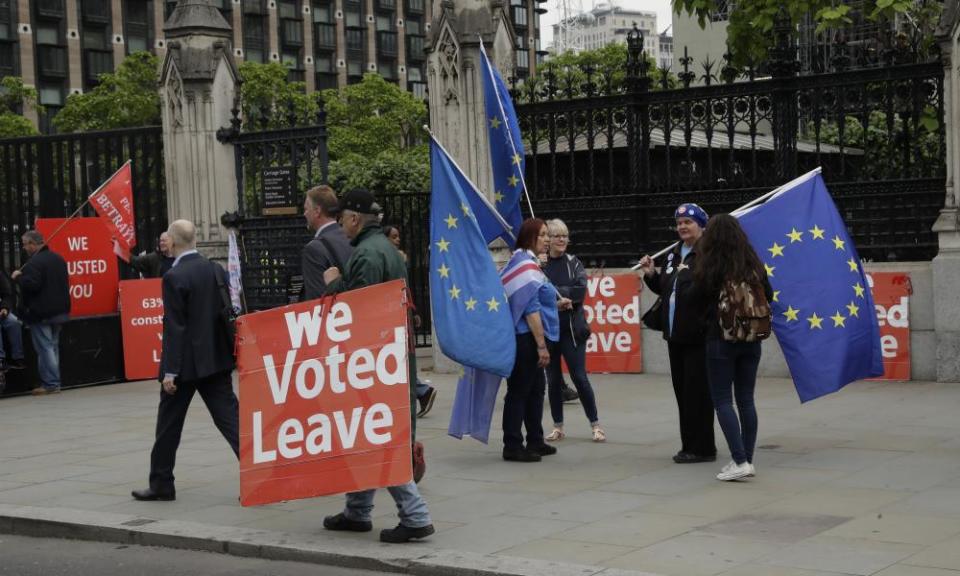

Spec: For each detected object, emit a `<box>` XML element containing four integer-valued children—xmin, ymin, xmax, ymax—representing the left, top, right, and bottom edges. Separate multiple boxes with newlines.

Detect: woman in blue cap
<box><xmin>638</xmin><ymin>203</ymin><xmax>716</xmax><ymax>464</ymax></box>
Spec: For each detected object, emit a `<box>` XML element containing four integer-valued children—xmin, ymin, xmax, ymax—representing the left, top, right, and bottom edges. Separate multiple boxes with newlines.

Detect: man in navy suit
<box><xmin>132</xmin><ymin>219</ymin><xmax>239</xmax><ymax>501</ymax></box>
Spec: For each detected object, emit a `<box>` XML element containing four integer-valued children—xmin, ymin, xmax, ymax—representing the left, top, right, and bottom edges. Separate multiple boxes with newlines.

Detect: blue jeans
<box><xmin>29</xmin><ymin>320</ymin><xmax>65</xmax><ymax>391</ymax></box>
<box><xmin>546</xmin><ymin>337</ymin><xmax>599</xmax><ymax>426</ymax></box>
<box><xmin>0</xmin><ymin>312</ymin><xmax>24</xmax><ymax>361</ymax></box>
<box><xmin>415</xmin><ymin>378</ymin><xmax>431</xmax><ymax>398</ymax></box>
<box><xmin>344</xmin><ymin>481</ymin><xmax>432</xmax><ymax>528</ymax></box>
<box><xmin>706</xmin><ymin>339</ymin><xmax>761</xmax><ymax>465</ymax></box>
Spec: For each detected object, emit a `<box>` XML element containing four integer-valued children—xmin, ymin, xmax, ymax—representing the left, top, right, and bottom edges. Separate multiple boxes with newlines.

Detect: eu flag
<box><xmin>737</xmin><ymin>170</ymin><xmax>884</xmax><ymax>402</ymax></box>
<box><xmin>480</xmin><ymin>43</ymin><xmax>524</xmax><ymax>247</ymax></box>
<box><xmin>429</xmin><ymin>138</ymin><xmax>515</xmax><ymax>377</ymax></box>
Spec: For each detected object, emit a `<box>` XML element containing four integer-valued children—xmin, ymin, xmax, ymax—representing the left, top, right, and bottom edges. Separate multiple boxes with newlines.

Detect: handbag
<box><xmin>642</xmin><ymin>296</ymin><xmax>664</xmax><ymax>332</ymax></box>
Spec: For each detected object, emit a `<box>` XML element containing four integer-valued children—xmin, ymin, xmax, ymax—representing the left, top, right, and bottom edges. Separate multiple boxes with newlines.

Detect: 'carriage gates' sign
<box><xmin>119</xmin><ymin>279</ymin><xmax>163</xmax><ymax>381</ymax></box>
<box><xmin>261</xmin><ymin>166</ymin><xmax>297</xmax><ymax>216</ymax></box>
<box><xmin>237</xmin><ymin>280</ymin><xmax>413</xmax><ymax>506</ymax></box>
<box><xmin>36</xmin><ymin>217</ymin><xmax>119</xmax><ymax>317</ymax></box>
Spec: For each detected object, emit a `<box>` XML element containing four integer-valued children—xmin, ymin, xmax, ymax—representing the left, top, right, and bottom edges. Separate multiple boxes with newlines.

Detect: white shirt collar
<box><xmin>172</xmin><ymin>249</ymin><xmax>198</xmax><ymax>268</ymax></box>
<box><xmin>314</xmin><ymin>221</ymin><xmax>337</xmax><ymax>238</ymax></box>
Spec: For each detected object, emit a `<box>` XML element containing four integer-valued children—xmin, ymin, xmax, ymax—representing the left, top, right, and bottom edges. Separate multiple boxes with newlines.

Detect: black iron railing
<box><xmin>0</xmin><ymin>127</ymin><xmax>167</xmax><ymax>272</ymax></box>
<box><xmin>513</xmin><ymin>20</ymin><xmax>946</xmax><ymax>263</ymax></box>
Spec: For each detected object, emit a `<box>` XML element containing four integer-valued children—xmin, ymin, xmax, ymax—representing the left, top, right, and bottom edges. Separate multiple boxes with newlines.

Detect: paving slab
<box><xmin>3</xmin><ymin>372</ymin><xmax>960</xmax><ymax>575</ymax></box>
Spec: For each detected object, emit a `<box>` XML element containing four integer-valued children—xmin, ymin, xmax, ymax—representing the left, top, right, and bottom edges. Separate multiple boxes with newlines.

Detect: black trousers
<box><xmin>667</xmin><ymin>341</ymin><xmax>716</xmax><ymax>457</ymax></box>
<box><xmin>503</xmin><ymin>333</ymin><xmax>546</xmax><ymax>451</ymax></box>
<box><xmin>149</xmin><ymin>370</ymin><xmax>240</xmax><ymax>492</ymax></box>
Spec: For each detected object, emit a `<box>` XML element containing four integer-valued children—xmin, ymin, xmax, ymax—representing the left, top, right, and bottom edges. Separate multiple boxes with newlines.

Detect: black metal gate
<box><xmin>0</xmin><ymin>126</ymin><xmax>167</xmax><ymax>271</ymax></box>
<box><xmin>217</xmin><ymin>110</ymin><xmax>432</xmax><ymax>346</ymax></box>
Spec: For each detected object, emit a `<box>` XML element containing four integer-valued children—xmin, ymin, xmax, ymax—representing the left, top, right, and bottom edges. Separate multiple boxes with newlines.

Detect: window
<box><xmin>347</xmin><ymin>59</ymin><xmax>362</xmax><ymax>76</ymax></box>
<box><xmin>0</xmin><ymin>23</ymin><xmax>9</xmax><ymax>40</ymax></box>
<box><xmin>406</xmin><ymin>18</ymin><xmax>420</xmax><ymax>34</ymax></box>
<box><xmin>124</xmin><ymin>0</ymin><xmax>148</xmax><ymax>24</ymax></box>
<box><xmin>512</xmin><ymin>6</ymin><xmax>527</xmax><ymax>26</ymax></box>
<box><xmin>345</xmin><ymin>9</ymin><xmax>361</xmax><ymax>27</ymax></box>
<box><xmin>128</xmin><ymin>35</ymin><xmax>147</xmax><ymax>53</ymax></box>
<box><xmin>407</xmin><ymin>66</ymin><xmax>421</xmax><ymax>81</ymax></box>
<box><xmin>245</xmin><ymin>48</ymin><xmax>265</xmax><ymax>62</ymax></box>
<box><xmin>315</xmin><ymin>54</ymin><xmax>333</xmax><ymax>72</ymax></box>
<box><xmin>83</xmin><ymin>28</ymin><xmax>108</xmax><ymax>49</ymax></box>
<box><xmin>312</xmin><ymin>2</ymin><xmax>332</xmax><ymax>22</ymax></box>
<box><xmin>376</xmin><ymin>14</ymin><xmax>392</xmax><ymax>31</ymax></box>
<box><xmin>37</xmin><ymin>25</ymin><xmax>61</xmax><ymax>45</ymax></box>
<box><xmin>598</xmin><ymin>16</ymin><xmax>605</xmax><ymax>24</ymax></box>
<box><xmin>279</xmin><ymin>0</ymin><xmax>298</xmax><ymax>19</ymax></box>
<box><xmin>378</xmin><ymin>59</ymin><xmax>394</xmax><ymax>79</ymax></box>
<box><xmin>39</xmin><ymin>86</ymin><xmax>63</xmax><ymax>106</ymax></box>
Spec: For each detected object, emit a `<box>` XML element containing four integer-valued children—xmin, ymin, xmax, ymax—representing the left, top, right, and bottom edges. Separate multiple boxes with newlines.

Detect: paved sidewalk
<box><xmin>3</xmin><ymin>371</ymin><xmax>960</xmax><ymax>576</ymax></box>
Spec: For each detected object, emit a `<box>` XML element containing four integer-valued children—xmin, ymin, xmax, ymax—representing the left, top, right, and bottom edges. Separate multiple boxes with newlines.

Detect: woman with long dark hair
<box><xmin>694</xmin><ymin>214</ymin><xmax>773</xmax><ymax>481</ymax></box>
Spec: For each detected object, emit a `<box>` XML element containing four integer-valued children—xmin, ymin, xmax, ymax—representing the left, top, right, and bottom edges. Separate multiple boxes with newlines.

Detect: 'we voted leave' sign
<box><xmin>236</xmin><ymin>280</ymin><xmax>413</xmax><ymax>507</ymax></box>
<box><xmin>581</xmin><ymin>274</ymin><xmax>642</xmax><ymax>373</ymax></box>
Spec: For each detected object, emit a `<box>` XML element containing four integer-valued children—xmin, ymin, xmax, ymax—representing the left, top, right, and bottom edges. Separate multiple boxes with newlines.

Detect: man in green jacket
<box><xmin>321</xmin><ymin>188</ymin><xmax>434</xmax><ymax>544</ymax></box>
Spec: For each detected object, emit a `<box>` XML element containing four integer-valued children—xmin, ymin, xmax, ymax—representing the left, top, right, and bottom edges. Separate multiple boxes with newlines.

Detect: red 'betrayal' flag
<box><xmin>91</xmin><ymin>161</ymin><xmax>136</xmax><ymax>262</ymax></box>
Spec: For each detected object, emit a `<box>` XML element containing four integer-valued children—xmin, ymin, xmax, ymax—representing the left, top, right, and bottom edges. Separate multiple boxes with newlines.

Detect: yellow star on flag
<box><xmin>809</xmin><ymin>225</ymin><xmax>825</xmax><ymax>240</ymax></box>
<box><xmin>772</xmin><ymin>290</ymin><xmax>780</xmax><ymax>303</ymax></box>
<box><xmin>832</xmin><ymin>235</ymin><xmax>846</xmax><ymax>251</ymax></box>
<box><xmin>846</xmin><ymin>301</ymin><xmax>860</xmax><ymax>317</ymax></box>
<box><xmin>783</xmin><ymin>306</ymin><xmax>800</xmax><ymax>322</ymax></box>
<box><xmin>494</xmin><ymin>190</ymin><xmax>504</xmax><ymax>204</ymax></box>
<box><xmin>445</xmin><ymin>214</ymin><xmax>458</xmax><ymax>229</ymax></box>
<box><xmin>807</xmin><ymin>313</ymin><xmax>824</xmax><ymax>329</ymax></box>
<box><xmin>853</xmin><ymin>282</ymin><xmax>865</xmax><ymax>298</ymax></box>
<box><xmin>512</xmin><ymin>153</ymin><xmax>522</xmax><ymax>166</ymax></box>
<box><xmin>846</xmin><ymin>258</ymin><xmax>858</xmax><ymax>273</ymax></box>
<box><xmin>490</xmin><ymin>116</ymin><xmax>501</xmax><ymax>129</ymax></box>
<box><xmin>764</xmin><ymin>263</ymin><xmax>775</xmax><ymax>277</ymax></box>
<box><xmin>460</xmin><ymin>202</ymin><xmax>471</xmax><ymax>216</ymax></box>
<box><xmin>787</xmin><ymin>228</ymin><xmax>803</xmax><ymax>243</ymax></box>
<box><xmin>768</xmin><ymin>243</ymin><xmax>785</xmax><ymax>258</ymax></box>
<box><xmin>486</xmin><ymin>297</ymin><xmax>500</xmax><ymax>312</ymax></box>
<box><xmin>830</xmin><ymin>311</ymin><xmax>847</xmax><ymax>327</ymax></box>
<box><xmin>507</xmin><ymin>174</ymin><xmax>519</xmax><ymax>188</ymax></box>
<box><xmin>437</xmin><ymin>264</ymin><xmax>450</xmax><ymax>278</ymax></box>
<box><xmin>465</xmin><ymin>297</ymin><xmax>477</xmax><ymax>311</ymax></box>
<box><xmin>435</xmin><ymin>238</ymin><xmax>450</xmax><ymax>253</ymax></box>
<box><xmin>448</xmin><ymin>285</ymin><xmax>461</xmax><ymax>300</ymax></box>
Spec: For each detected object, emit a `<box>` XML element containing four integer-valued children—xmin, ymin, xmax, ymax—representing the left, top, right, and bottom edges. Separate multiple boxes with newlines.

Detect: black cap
<box><xmin>338</xmin><ymin>188</ymin><xmax>382</xmax><ymax>215</ymax></box>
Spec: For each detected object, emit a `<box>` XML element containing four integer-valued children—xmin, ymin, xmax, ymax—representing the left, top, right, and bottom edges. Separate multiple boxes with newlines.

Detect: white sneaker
<box><xmin>717</xmin><ymin>461</ymin><xmax>752</xmax><ymax>481</ymax></box>
<box><xmin>719</xmin><ymin>460</ymin><xmax>738</xmax><ymax>474</ymax></box>
<box><xmin>747</xmin><ymin>462</ymin><xmax>756</xmax><ymax>477</ymax></box>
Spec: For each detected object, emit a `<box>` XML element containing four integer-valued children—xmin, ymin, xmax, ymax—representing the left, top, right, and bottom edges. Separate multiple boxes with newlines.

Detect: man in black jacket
<box><xmin>130</xmin><ymin>232</ymin><xmax>174</xmax><ymax>278</ymax></box>
<box><xmin>0</xmin><ymin>269</ymin><xmax>25</xmax><ymax>373</ymax></box>
<box><xmin>132</xmin><ymin>219</ymin><xmax>239</xmax><ymax>502</ymax></box>
<box><xmin>12</xmin><ymin>230</ymin><xmax>70</xmax><ymax>395</ymax></box>
<box><xmin>301</xmin><ymin>185</ymin><xmax>352</xmax><ymax>300</ymax></box>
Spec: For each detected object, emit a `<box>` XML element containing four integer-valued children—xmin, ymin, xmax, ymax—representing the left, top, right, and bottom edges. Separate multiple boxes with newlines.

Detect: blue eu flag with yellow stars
<box><xmin>480</xmin><ymin>42</ymin><xmax>524</xmax><ymax>247</ymax></box>
<box><xmin>737</xmin><ymin>170</ymin><xmax>884</xmax><ymax>402</ymax></box>
<box><xmin>429</xmin><ymin>137</ymin><xmax>516</xmax><ymax>377</ymax></box>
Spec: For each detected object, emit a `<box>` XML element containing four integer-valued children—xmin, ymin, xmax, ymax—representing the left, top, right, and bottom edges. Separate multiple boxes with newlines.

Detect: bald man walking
<box><xmin>132</xmin><ymin>220</ymin><xmax>240</xmax><ymax>502</ymax></box>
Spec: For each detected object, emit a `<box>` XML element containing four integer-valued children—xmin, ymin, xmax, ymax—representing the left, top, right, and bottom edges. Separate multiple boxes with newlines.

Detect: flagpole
<box><xmin>629</xmin><ymin>167</ymin><xmax>824</xmax><ymax>270</ymax></box>
<box><xmin>478</xmin><ymin>38</ymin><xmax>536</xmax><ymax>218</ymax></box>
<box><xmin>424</xmin><ymin>126</ymin><xmax>517</xmax><ymax>242</ymax></box>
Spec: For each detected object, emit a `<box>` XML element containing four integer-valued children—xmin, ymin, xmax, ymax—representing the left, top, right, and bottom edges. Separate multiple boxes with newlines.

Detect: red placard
<box><xmin>35</xmin><ymin>218</ymin><xmax>119</xmax><ymax>317</ymax></box>
<box><xmin>582</xmin><ymin>274</ymin><xmax>642</xmax><ymax>373</ymax></box>
<box><xmin>119</xmin><ymin>279</ymin><xmax>163</xmax><ymax>381</ymax></box>
<box><xmin>867</xmin><ymin>272</ymin><xmax>911</xmax><ymax>381</ymax></box>
<box><xmin>237</xmin><ymin>280</ymin><xmax>412</xmax><ymax>507</ymax></box>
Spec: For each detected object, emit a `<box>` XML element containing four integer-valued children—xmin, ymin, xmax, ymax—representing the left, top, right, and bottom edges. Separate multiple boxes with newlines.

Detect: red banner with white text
<box><xmin>35</xmin><ymin>217</ymin><xmax>119</xmax><ymax>317</ymax></box>
<box><xmin>119</xmin><ymin>279</ymin><xmax>163</xmax><ymax>381</ymax></box>
<box><xmin>867</xmin><ymin>272</ymin><xmax>911</xmax><ymax>381</ymax></box>
<box><xmin>90</xmin><ymin>161</ymin><xmax>136</xmax><ymax>262</ymax></box>
<box><xmin>237</xmin><ymin>280</ymin><xmax>412</xmax><ymax>507</ymax></box>
<box><xmin>582</xmin><ymin>274</ymin><xmax>642</xmax><ymax>373</ymax></box>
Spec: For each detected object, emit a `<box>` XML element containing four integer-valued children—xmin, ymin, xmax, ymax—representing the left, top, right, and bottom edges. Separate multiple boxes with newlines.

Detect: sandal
<box><xmin>591</xmin><ymin>426</ymin><xmax>606</xmax><ymax>443</ymax></box>
<box><xmin>545</xmin><ymin>427</ymin><xmax>565</xmax><ymax>442</ymax></box>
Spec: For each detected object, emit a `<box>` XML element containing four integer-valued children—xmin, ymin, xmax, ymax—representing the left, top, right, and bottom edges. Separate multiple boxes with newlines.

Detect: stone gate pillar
<box><xmin>933</xmin><ymin>0</ymin><xmax>960</xmax><ymax>382</ymax></box>
<box><xmin>159</xmin><ymin>0</ymin><xmax>240</xmax><ymax>260</ymax></box>
<box><xmin>425</xmin><ymin>0</ymin><xmax>515</xmax><ymax>371</ymax></box>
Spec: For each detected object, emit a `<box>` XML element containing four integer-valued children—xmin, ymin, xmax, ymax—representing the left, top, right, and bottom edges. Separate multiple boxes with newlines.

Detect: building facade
<box><xmin>549</xmin><ymin>3</ymin><xmax>664</xmax><ymax>64</ymax></box>
<box><xmin>2</xmin><ymin>0</ymin><xmax>542</xmax><ymax>131</ymax></box>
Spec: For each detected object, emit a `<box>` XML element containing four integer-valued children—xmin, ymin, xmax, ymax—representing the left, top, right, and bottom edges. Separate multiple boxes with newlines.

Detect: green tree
<box><xmin>0</xmin><ymin>77</ymin><xmax>41</xmax><ymax>138</ymax></box>
<box><xmin>53</xmin><ymin>51</ymin><xmax>161</xmax><ymax>132</ymax></box>
<box><xmin>672</xmin><ymin>0</ymin><xmax>943</xmax><ymax>67</ymax></box>
<box><xmin>322</xmin><ymin>73</ymin><xmax>428</xmax><ymax>193</ymax></box>
<box><xmin>237</xmin><ymin>61</ymin><xmax>319</xmax><ymax>130</ymax></box>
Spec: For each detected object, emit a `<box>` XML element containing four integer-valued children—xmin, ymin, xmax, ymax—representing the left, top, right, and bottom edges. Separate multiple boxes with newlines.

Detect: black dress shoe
<box><xmin>673</xmin><ymin>452</ymin><xmax>716</xmax><ymax>464</ymax></box>
<box><xmin>323</xmin><ymin>513</ymin><xmax>372</xmax><ymax>532</ymax></box>
<box><xmin>131</xmin><ymin>488</ymin><xmax>175</xmax><ymax>501</ymax></box>
<box><xmin>502</xmin><ymin>448</ymin><xmax>541</xmax><ymax>462</ymax></box>
<box><xmin>529</xmin><ymin>443</ymin><xmax>557</xmax><ymax>456</ymax></box>
<box><xmin>380</xmin><ymin>523</ymin><xmax>435</xmax><ymax>543</ymax></box>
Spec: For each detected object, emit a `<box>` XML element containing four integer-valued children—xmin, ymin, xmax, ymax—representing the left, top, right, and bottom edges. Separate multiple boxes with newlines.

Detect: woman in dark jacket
<box><xmin>543</xmin><ymin>219</ymin><xmax>605</xmax><ymax>443</ymax></box>
<box><xmin>694</xmin><ymin>214</ymin><xmax>773</xmax><ymax>481</ymax></box>
<box><xmin>638</xmin><ymin>203</ymin><xmax>716</xmax><ymax>464</ymax></box>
